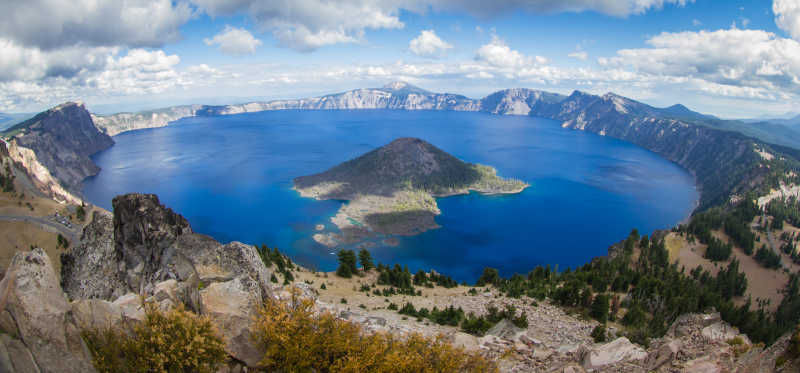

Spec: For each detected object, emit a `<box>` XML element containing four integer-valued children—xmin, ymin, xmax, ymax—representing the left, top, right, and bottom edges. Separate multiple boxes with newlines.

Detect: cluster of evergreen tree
<box><xmin>257</xmin><ymin>245</ymin><xmax>294</xmax><ymax>283</ymax></box>
<box><xmin>779</xmin><ymin>234</ymin><xmax>800</xmax><ymax>265</ymax></box>
<box><xmin>478</xmin><ymin>229</ymin><xmax>798</xmax><ymax>345</ymax></box>
<box><xmin>398</xmin><ymin>303</ymin><xmax>465</xmax><ymax>327</ymax></box>
<box><xmin>377</xmin><ymin>263</ymin><xmax>413</xmax><ymax>289</ymax></box>
<box><xmin>705</xmin><ymin>237</ymin><xmax>733</xmax><ymax>261</ymax></box>
<box><xmin>413</xmin><ymin>270</ymin><xmax>458</xmax><ymax>288</ymax></box>
<box><xmin>768</xmin><ymin>197</ymin><xmax>800</xmax><ymax>229</ymax></box>
<box><xmin>0</xmin><ymin>163</ymin><xmax>14</xmax><ymax>193</ymax></box>
<box><xmin>683</xmin><ymin>199</ymin><xmax>757</xmax><ymax>260</ymax></box>
<box><xmin>754</xmin><ymin>245</ymin><xmax>782</xmax><ymax>269</ymax></box>
<box><xmin>460</xmin><ymin>304</ymin><xmax>528</xmax><ymax>336</ymax></box>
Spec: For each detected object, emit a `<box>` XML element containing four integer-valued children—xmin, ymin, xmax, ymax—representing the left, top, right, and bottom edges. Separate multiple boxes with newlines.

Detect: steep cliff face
<box><xmin>92</xmin><ymin>105</ymin><xmax>201</xmax><ymax>136</ymax></box>
<box><xmin>478</xmin><ymin>88</ymin><xmax>565</xmax><ymax>115</ymax></box>
<box><xmin>198</xmin><ymin>82</ymin><xmax>480</xmax><ymax>116</ymax></box>
<box><xmin>4</xmin><ymin>102</ymin><xmax>113</xmax><ymax>196</ymax></box>
<box><xmin>529</xmin><ymin>91</ymin><xmax>766</xmax><ymax>209</ymax></box>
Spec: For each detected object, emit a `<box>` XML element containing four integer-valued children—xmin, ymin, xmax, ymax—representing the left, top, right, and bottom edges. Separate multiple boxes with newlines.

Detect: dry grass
<box><xmin>665</xmin><ymin>231</ymin><xmax>789</xmax><ymax>312</ymax></box>
<box><xmin>0</xmin><ymin>220</ymin><xmax>62</xmax><ymax>274</ymax></box>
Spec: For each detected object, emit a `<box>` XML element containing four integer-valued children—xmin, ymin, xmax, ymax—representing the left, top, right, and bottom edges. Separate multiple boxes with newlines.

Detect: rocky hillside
<box><xmin>0</xmin><ymin>192</ymin><xmax>795</xmax><ymax>372</ymax></box>
<box><xmin>527</xmin><ymin>91</ymin><xmax>769</xmax><ymax>210</ymax></box>
<box><xmin>2</xmin><ymin>102</ymin><xmax>113</xmax><ymax>198</ymax></box>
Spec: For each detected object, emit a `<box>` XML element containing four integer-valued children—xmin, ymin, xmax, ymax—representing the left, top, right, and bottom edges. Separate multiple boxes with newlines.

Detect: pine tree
<box><xmin>358</xmin><ymin>249</ymin><xmax>374</xmax><ymax>271</ymax></box>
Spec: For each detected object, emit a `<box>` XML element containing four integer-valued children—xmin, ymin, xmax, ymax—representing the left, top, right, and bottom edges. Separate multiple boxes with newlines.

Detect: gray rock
<box><xmin>112</xmin><ymin>193</ymin><xmax>192</xmax><ymax>292</ymax></box>
<box><xmin>0</xmin><ymin>248</ymin><xmax>96</xmax><ymax>373</ymax></box>
<box><xmin>581</xmin><ymin>337</ymin><xmax>646</xmax><ymax>371</ymax></box>
<box><xmin>644</xmin><ymin>338</ymin><xmax>681</xmax><ymax>370</ymax></box>
<box><xmin>61</xmin><ymin>210</ymin><xmax>127</xmax><ymax>300</ymax></box>
<box><xmin>200</xmin><ymin>277</ymin><xmax>265</xmax><ymax>367</ymax></box>
<box><xmin>486</xmin><ymin>319</ymin><xmax>524</xmax><ymax>339</ymax></box>
<box><xmin>3</xmin><ymin>335</ymin><xmax>40</xmax><ymax>373</ymax></box>
<box><xmin>0</xmin><ymin>335</ymin><xmax>15</xmax><ymax>373</ymax></box>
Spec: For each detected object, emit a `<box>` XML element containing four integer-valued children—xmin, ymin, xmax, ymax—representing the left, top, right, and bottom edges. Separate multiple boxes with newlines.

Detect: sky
<box><xmin>2</xmin><ymin>0</ymin><xmax>800</xmax><ymax>118</ymax></box>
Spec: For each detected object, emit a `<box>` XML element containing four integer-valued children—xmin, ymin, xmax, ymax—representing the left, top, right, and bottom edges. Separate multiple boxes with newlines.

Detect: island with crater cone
<box><xmin>293</xmin><ymin>137</ymin><xmax>528</xmax><ymax>247</ymax></box>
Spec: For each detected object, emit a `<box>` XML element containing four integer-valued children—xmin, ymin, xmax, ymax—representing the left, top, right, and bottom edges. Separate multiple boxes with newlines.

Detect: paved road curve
<box><xmin>0</xmin><ymin>215</ymin><xmax>79</xmax><ymax>247</ymax></box>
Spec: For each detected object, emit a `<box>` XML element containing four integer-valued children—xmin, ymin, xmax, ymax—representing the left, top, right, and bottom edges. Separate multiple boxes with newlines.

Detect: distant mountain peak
<box><xmin>380</xmin><ymin>81</ymin><xmax>429</xmax><ymax>94</ymax></box>
<box><xmin>382</xmin><ymin>81</ymin><xmax>412</xmax><ymax>90</ymax></box>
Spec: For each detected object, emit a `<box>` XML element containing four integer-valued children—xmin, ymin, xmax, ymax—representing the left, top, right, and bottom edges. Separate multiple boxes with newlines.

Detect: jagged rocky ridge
<box><xmin>93</xmin><ymin>82</ymin><xmax>785</xmax><ymax>211</ymax></box>
<box><xmin>2</xmin><ymin>102</ymin><xmax>113</xmax><ymax>202</ymax></box>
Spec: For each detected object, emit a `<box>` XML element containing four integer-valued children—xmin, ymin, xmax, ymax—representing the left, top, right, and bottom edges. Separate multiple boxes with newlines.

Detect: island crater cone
<box><xmin>293</xmin><ymin>137</ymin><xmax>528</xmax><ymax>246</ymax></box>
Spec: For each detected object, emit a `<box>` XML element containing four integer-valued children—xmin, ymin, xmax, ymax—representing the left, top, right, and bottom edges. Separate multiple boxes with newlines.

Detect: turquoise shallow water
<box><xmin>83</xmin><ymin>109</ymin><xmax>698</xmax><ymax>282</ymax></box>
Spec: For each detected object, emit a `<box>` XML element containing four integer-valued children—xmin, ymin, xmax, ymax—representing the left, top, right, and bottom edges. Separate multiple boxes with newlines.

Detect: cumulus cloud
<box><xmin>0</xmin><ymin>47</ymin><xmax>187</xmax><ymax>111</ymax></box>
<box><xmin>409</xmin><ymin>30</ymin><xmax>453</xmax><ymax>58</ymax></box>
<box><xmin>187</xmin><ymin>0</ymin><xmax>690</xmax><ymax>51</ymax></box>
<box><xmin>599</xmin><ymin>28</ymin><xmax>800</xmax><ymax>97</ymax></box>
<box><xmin>190</xmin><ymin>0</ymin><xmax>403</xmax><ymax>51</ymax></box>
<box><xmin>204</xmin><ymin>26</ymin><xmax>262</xmax><ymax>56</ymax></box>
<box><xmin>774</xmin><ymin>0</ymin><xmax>800</xmax><ymax>40</ymax></box>
<box><xmin>0</xmin><ymin>0</ymin><xmax>192</xmax><ymax>50</ymax></box>
<box><xmin>475</xmin><ymin>35</ymin><xmax>547</xmax><ymax>68</ymax></box>
<box><xmin>568</xmin><ymin>51</ymin><xmax>588</xmax><ymax>60</ymax></box>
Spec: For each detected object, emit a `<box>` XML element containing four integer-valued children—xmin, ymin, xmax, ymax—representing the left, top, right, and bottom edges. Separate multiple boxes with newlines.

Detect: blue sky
<box><xmin>2</xmin><ymin>0</ymin><xmax>800</xmax><ymax>118</ymax></box>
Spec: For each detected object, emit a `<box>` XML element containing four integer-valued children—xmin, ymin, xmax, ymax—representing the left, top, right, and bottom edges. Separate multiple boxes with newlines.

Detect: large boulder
<box><xmin>0</xmin><ymin>248</ymin><xmax>96</xmax><ymax>373</ymax></box>
<box><xmin>580</xmin><ymin>337</ymin><xmax>646</xmax><ymax>371</ymax></box>
<box><xmin>200</xmin><ymin>277</ymin><xmax>266</xmax><ymax>367</ymax></box>
<box><xmin>61</xmin><ymin>210</ymin><xmax>127</xmax><ymax>300</ymax></box>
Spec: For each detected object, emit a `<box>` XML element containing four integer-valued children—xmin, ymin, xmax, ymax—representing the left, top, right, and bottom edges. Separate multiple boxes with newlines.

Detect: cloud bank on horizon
<box><xmin>0</xmin><ymin>0</ymin><xmax>798</xmax><ymax>118</ymax></box>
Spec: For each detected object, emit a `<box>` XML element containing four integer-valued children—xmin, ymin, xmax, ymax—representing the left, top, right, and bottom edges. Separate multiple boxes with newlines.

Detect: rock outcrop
<box><xmin>0</xmin><ymin>248</ymin><xmax>96</xmax><ymax>373</ymax></box>
<box><xmin>4</xmin><ymin>102</ymin><xmax>113</xmax><ymax>196</ymax></box>
<box><xmin>60</xmin><ymin>210</ymin><xmax>126</xmax><ymax>300</ymax></box>
<box><xmin>60</xmin><ymin>193</ymin><xmax>274</xmax><ymax>368</ymax></box>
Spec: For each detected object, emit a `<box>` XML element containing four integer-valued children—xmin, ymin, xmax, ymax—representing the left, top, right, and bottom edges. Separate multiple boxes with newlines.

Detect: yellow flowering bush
<box><xmin>82</xmin><ymin>303</ymin><xmax>227</xmax><ymax>373</ymax></box>
<box><xmin>251</xmin><ymin>293</ymin><xmax>497</xmax><ymax>372</ymax></box>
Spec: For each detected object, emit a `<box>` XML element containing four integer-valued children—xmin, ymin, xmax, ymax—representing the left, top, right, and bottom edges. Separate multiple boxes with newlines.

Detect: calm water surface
<box><xmin>83</xmin><ymin>110</ymin><xmax>698</xmax><ymax>281</ymax></box>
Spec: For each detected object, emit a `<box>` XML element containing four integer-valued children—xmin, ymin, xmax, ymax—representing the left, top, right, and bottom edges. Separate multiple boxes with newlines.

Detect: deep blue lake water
<box><xmin>83</xmin><ymin>110</ymin><xmax>697</xmax><ymax>281</ymax></box>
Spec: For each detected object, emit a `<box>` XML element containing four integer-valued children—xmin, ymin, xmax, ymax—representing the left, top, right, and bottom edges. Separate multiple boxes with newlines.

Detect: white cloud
<box><xmin>600</xmin><ymin>28</ymin><xmax>800</xmax><ymax>95</ymax></box>
<box><xmin>0</xmin><ymin>0</ymin><xmax>192</xmax><ymax>50</ymax></box>
<box><xmin>204</xmin><ymin>26</ymin><xmax>262</xmax><ymax>56</ymax></box>
<box><xmin>427</xmin><ymin>0</ymin><xmax>694</xmax><ymax>17</ymax></box>
<box><xmin>692</xmin><ymin>19</ymin><xmax>702</xmax><ymax>26</ymax></box>
<box><xmin>475</xmin><ymin>35</ymin><xmax>547</xmax><ymax>68</ymax></box>
<box><xmin>187</xmin><ymin>0</ymin><xmax>691</xmax><ymax>51</ymax></box>
<box><xmin>190</xmin><ymin>0</ymin><xmax>404</xmax><ymax>51</ymax></box>
<box><xmin>409</xmin><ymin>30</ymin><xmax>453</xmax><ymax>58</ymax></box>
<box><xmin>568</xmin><ymin>51</ymin><xmax>588</xmax><ymax>60</ymax></box>
<box><xmin>774</xmin><ymin>0</ymin><xmax>800</xmax><ymax>40</ymax></box>
<box><xmin>0</xmin><ymin>47</ymin><xmax>188</xmax><ymax>111</ymax></box>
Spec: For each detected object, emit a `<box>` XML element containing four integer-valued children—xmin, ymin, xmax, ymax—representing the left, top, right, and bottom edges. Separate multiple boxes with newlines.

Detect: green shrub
<box><xmin>591</xmin><ymin>324</ymin><xmax>607</xmax><ymax>343</ymax></box>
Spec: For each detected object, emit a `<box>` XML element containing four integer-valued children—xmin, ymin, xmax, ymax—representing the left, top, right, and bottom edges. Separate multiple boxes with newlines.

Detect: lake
<box><xmin>83</xmin><ymin>109</ymin><xmax>698</xmax><ymax>282</ymax></box>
